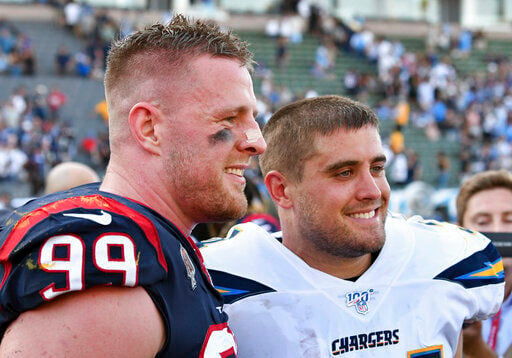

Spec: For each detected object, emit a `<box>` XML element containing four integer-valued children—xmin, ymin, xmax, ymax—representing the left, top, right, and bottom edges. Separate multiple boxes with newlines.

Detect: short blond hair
<box><xmin>259</xmin><ymin>95</ymin><xmax>380</xmax><ymax>182</ymax></box>
<box><xmin>104</xmin><ymin>15</ymin><xmax>253</xmax><ymax>93</ymax></box>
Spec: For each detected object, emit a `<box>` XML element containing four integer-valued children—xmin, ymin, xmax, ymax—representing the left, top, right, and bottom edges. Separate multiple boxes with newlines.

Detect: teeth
<box><xmin>348</xmin><ymin>210</ymin><xmax>376</xmax><ymax>219</ymax></box>
<box><xmin>225</xmin><ymin>168</ymin><xmax>244</xmax><ymax>176</ymax></box>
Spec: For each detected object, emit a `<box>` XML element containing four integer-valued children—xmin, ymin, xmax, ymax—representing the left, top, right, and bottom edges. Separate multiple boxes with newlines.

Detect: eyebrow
<box><xmin>472</xmin><ymin>213</ymin><xmax>491</xmax><ymax>218</ymax></box>
<box><xmin>470</xmin><ymin>213</ymin><xmax>492</xmax><ymax>223</ymax></box>
<box><xmin>214</xmin><ymin>106</ymin><xmax>258</xmax><ymax>120</ymax></box>
<box><xmin>323</xmin><ymin>155</ymin><xmax>387</xmax><ymax>173</ymax></box>
<box><xmin>472</xmin><ymin>211</ymin><xmax>512</xmax><ymax>218</ymax></box>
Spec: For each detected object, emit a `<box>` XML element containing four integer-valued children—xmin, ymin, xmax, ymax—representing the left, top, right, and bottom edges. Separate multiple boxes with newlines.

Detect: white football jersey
<box><xmin>201</xmin><ymin>214</ymin><xmax>505</xmax><ymax>357</ymax></box>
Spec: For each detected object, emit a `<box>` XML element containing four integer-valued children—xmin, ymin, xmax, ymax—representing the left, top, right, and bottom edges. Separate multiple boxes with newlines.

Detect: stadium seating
<box><xmin>239</xmin><ymin>31</ymin><xmax>460</xmax><ymax>186</ymax></box>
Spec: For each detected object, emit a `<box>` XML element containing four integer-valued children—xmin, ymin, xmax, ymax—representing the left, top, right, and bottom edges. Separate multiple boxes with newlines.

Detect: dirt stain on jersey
<box><xmin>25</xmin><ymin>258</ymin><xmax>37</xmax><ymax>270</ymax></box>
<box><xmin>28</xmin><ymin>258</ymin><xmax>56</xmax><ymax>270</ymax></box>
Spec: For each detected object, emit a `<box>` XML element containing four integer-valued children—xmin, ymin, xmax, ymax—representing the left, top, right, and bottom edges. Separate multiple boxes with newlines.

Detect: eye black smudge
<box><xmin>209</xmin><ymin>129</ymin><xmax>232</xmax><ymax>145</ymax></box>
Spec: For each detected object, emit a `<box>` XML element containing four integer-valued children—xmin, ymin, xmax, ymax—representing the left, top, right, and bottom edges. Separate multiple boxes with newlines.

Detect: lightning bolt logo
<box><xmin>455</xmin><ymin>258</ymin><xmax>504</xmax><ymax>280</ymax></box>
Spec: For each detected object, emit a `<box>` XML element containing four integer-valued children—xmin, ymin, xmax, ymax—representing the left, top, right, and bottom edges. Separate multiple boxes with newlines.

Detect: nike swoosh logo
<box><xmin>63</xmin><ymin>211</ymin><xmax>113</xmax><ymax>226</ymax></box>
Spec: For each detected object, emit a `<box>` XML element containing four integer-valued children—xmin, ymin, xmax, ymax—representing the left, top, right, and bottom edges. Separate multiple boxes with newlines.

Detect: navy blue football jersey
<box><xmin>0</xmin><ymin>184</ymin><xmax>237</xmax><ymax>357</ymax></box>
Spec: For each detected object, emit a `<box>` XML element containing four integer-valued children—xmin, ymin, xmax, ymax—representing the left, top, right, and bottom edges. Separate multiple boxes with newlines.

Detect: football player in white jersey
<box><xmin>202</xmin><ymin>95</ymin><xmax>505</xmax><ymax>357</ymax></box>
<box><xmin>457</xmin><ymin>170</ymin><xmax>512</xmax><ymax>358</ymax></box>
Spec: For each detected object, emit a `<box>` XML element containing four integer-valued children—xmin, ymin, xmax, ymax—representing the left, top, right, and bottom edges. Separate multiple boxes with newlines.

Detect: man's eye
<box><xmin>336</xmin><ymin>170</ymin><xmax>351</xmax><ymax>177</ymax></box>
<box><xmin>474</xmin><ymin>219</ymin><xmax>491</xmax><ymax>227</ymax></box>
<box><xmin>372</xmin><ymin>165</ymin><xmax>385</xmax><ymax>174</ymax></box>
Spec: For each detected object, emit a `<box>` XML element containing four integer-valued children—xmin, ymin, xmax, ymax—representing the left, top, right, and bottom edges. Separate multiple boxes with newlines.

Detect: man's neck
<box><xmin>282</xmin><ymin>236</ymin><xmax>374</xmax><ymax>280</ymax></box>
<box><xmin>100</xmin><ymin>164</ymin><xmax>194</xmax><ymax>235</ymax></box>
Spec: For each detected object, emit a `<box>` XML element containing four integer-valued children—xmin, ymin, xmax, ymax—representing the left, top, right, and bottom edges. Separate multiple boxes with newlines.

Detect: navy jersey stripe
<box><xmin>209</xmin><ymin>269</ymin><xmax>275</xmax><ymax>304</ymax></box>
<box><xmin>434</xmin><ymin>242</ymin><xmax>504</xmax><ymax>289</ymax></box>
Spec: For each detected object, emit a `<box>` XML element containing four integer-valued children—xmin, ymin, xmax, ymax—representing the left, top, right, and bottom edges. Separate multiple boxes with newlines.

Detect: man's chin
<box><xmin>205</xmin><ymin>200</ymin><xmax>248</xmax><ymax>223</ymax></box>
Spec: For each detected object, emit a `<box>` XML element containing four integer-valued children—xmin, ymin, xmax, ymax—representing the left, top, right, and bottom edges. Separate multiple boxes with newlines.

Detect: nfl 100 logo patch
<box><xmin>346</xmin><ymin>289</ymin><xmax>375</xmax><ymax>314</ymax></box>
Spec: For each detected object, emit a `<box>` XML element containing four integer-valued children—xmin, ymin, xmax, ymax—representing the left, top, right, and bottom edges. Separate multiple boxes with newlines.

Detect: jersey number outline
<box><xmin>39</xmin><ymin>233</ymin><xmax>138</xmax><ymax>300</ymax></box>
<box><xmin>200</xmin><ymin>323</ymin><xmax>238</xmax><ymax>358</ymax></box>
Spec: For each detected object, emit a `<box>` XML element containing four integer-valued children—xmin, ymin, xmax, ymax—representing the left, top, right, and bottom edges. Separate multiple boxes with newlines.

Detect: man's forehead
<box><xmin>313</xmin><ymin>126</ymin><xmax>381</xmax><ymax>149</ymax></box>
<box><xmin>306</xmin><ymin>133</ymin><xmax>384</xmax><ymax>167</ymax></box>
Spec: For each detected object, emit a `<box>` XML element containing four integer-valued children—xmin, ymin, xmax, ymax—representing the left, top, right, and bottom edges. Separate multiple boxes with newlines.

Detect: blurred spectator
<box><xmin>0</xmin><ymin>191</ymin><xmax>12</xmax><ymax>211</ymax></box>
<box><xmin>94</xmin><ymin>99</ymin><xmax>109</xmax><ymax>123</ymax></box>
<box><xmin>265</xmin><ymin>18</ymin><xmax>280</xmax><ymax>38</ymax></box>
<box><xmin>430</xmin><ymin>56</ymin><xmax>456</xmax><ymax>90</ymax></box>
<box><xmin>417</xmin><ymin>76</ymin><xmax>435</xmax><ymax>111</ymax></box>
<box><xmin>94</xmin><ymin>131</ymin><xmax>110</xmax><ymax>169</ymax></box>
<box><xmin>312</xmin><ymin>38</ymin><xmax>336</xmax><ymax>79</ymax></box>
<box><xmin>0</xmin><ymin>21</ymin><xmax>36</xmax><ymax>76</ymax></box>
<box><xmin>388</xmin><ymin>125</ymin><xmax>408</xmax><ymax>187</ymax></box>
<box><xmin>432</xmin><ymin>89</ymin><xmax>448</xmax><ymax>134</ymax></box>
<box><xmin>473</xmin><ymin>29</ymin><xmax>488</xmax><ymax>51</ymax></box>
<box><xmin>0</xmin><ymin>83</ymin><xmax>81</xmax><ymax>196</ymax></box>
<box><xmin>390</xmin><ymin>124</ymin><xmax>405</xmax><ymax>155</ymax></box>
<box><xmin>388</xmin><ymin>149</ymin><xmax>408</xmax><ymax>188</ymax></box>
<box><xmin>75</xmin><ymin>50</ymin><xmax>91</xmax><ymax>77</ymax></box>
<box><xmin>395</xmin><ymin>97</ymin><xmax>410</xmax><ymax>126</ymax></box>
<box><xmin>405</xmin><ymin>148</ymin><xmax>422</xmax><ymax>184</ymax></box>
<box><xmin>436</xmin><ymin>150</ymin><xmax>451</xmax><ymax>188</ymax></box>
<box><xmin>331</xmin><ymin>17</ymin><xmax>353</xmax><ymax>53</ymax></box>
<box><xmin>23</xmin><ymin>147</ymin><xmax>45</xmax><ymax>196</ymax></box>
<box><xmin>343</xmin><ymin>69</ymin><xmax>359</xmax><ymax>96</ymax></box>
<box><xmin>265</xmin><ymin>14</ymin><xmax>303</xmax><ymax>43</ymax></box>
<box><xmin>44</xmin><ymin>161</ymin><xmax>99</xmax><ymax>194</ymax></box>
<box><xmin>457</xmin><ymin>170</ymin><xmax>512</xmax><ymax>358</ymax></box>
<box><xmin>63</xmin><ymin>0</ymin><xmax>81</xmax><ymax>32</ymax></box>
<box><xmin>457</xmin><ymin>29</ymin><xmax>473</xmax><ymax>58</ymax></box>
<box><xmin>17</xmin><ymin>34</ymin><xmax>36</xmax><ymax>75</ymax></box>
<box><xmin>0</xmin><ymin>27</ymin><xmax>16</xmax><ymax>54</ymax></box>
<box><xmin>307</xmin><ymin>4</ymin><xmax>321</xmax><ymax>35</ymax></box>
<box><xmin>55</xmin><ymin>45</ymin><xmax>73</xmax><ymax>75</ymax></box>
<box><xmin>81</xmin><ymin>134</ymin><xmax>97</xmax><ymax>155</ymax></box>
<box><xmin>275</xmin><ymin>36</ymin><xmax>289</xmax><ymax>68</ymax></box>
<box><xmin>47</xmin><ymin>85</ymin><xmax>67</xmax><ymax>121</ymax></box>
<box><xmin>5</xmin><ymin>134</ymin><xmax>27</xmax><ymax>181</ymax></box>
<box><xmin>375</xmin><ymin>98</ymin><xmax>394</xmax><ymax>122</ymax></box>
<box><xmin>33</xmin><ymin>84</ymin><xmax>49</xmax><ymax>121</ymax></box>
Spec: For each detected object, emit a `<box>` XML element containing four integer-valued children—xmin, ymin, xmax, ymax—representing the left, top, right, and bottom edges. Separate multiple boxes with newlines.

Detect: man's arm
<box><xmin>462</xmin><ymin>321</ymin><xmax>498</xmax><ymax>358</ymax></box>
<box><xmin>0</xmin><ymin>286</ymin><xmax>165</xmax><ymax>357</ymax></box>
<box><xmin>455</xmin><ymin>331</ymin><xmax>463</xmax><ymax>358</ymax></box>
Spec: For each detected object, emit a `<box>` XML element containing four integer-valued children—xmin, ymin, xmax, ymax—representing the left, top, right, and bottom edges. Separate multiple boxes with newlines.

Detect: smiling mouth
<box><xmin>347</xmin><ymin>210</ymin><xmax>376</xmax><ymax>219</ymax></box>
<box><xmin>225</xmin><ymin>168</ymin><xmax>244</xmax><ymax>177</ymax></box>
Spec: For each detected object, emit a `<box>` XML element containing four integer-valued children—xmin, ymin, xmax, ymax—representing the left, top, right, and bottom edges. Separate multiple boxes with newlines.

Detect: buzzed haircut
<box><xmin>457</xmin><ymin>170</ymin><xmax>512</xmax><ymax>225</ymax></box>
<box><xmin>259</xmin><ymin>95</ymin><xmax>380</xmax><ymax>182</ymax></box>
<box><xmin>104</xmin><ymin>14</ymin><xmax>254</xmax><ymax>92</ymax></box>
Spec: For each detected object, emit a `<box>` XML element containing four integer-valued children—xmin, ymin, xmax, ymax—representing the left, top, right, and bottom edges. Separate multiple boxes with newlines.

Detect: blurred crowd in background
<box><xmin>1</xmin><ymin>0</ymin><xmax>512</xmax><ymax>224</ymax></box>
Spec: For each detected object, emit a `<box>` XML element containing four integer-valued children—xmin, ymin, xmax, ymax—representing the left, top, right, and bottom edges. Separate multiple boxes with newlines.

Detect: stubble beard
<box><xmin>296</xmin><ymin>193</ymin><xmax>387</xmax><ymax>259</ymax></box>
<box><xmin>166</xmin><ymin>150</ymin><xmax>248</xmax><ymax>223</ymax></box>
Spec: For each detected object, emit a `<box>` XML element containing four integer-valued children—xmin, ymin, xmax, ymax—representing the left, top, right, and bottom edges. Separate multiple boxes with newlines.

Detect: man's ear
<box><xmin>128</xmin><ymin>102</ymin><xmax>161</xmax><ymax>155</ymax></box>
<box><xmin>265</xmin><ymin>170</ymin><xmax>294</xmax><ymax>209</ymax></box>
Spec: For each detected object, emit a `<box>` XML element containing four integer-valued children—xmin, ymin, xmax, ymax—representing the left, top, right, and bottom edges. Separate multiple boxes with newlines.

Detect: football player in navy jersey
<box><xmin>0</xmin><ymin>15</ymin><xmax>265</xmax><ymax>357</ymax></box>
